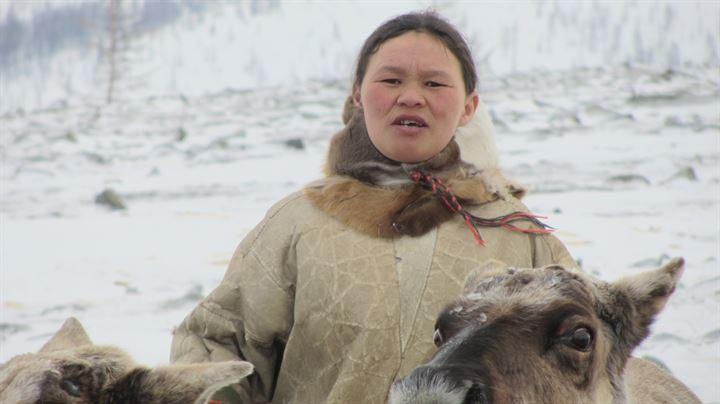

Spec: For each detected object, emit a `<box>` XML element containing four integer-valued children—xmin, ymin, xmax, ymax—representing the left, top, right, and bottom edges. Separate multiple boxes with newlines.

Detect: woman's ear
<box><xmin>459</xmin><ymin>91</ymin><xmax>479</xmax><ymax>126</ymax></box>
<box><xmin>352</xmin><ymin>86</ymin><xmax>362</xmax><ymax>108</ymax></box>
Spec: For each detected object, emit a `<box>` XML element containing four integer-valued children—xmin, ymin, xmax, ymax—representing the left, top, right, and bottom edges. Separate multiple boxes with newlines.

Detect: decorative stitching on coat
<box><xmin>248</xmin><ymin>248</ymin><xmax>291</xmax><ymax>296</ymax></box>
<box><xmin>199</xmin><ymin>301</ymin><xmax>272</xmax><ymax>348</ymax></box>
<box><xmin>239</xmin><ymin>191</ymin><xmax>305</xmax><ymax>260</ymax></box>
<box><xmin>237</xmin><ymin>192</ymin><xmax>305</xmax><ymax>295</ymax></box>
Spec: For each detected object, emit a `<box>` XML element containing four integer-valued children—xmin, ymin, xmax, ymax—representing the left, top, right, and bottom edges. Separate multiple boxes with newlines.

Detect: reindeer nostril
<box><xmin>433</xmin><ymin>329</ymin><xmax>444</xmax><ymax>346</ymax></box>
<box><xmin>463</xmin><ymin>382</ymin><xmax>488</xmax><ymax>404</ymax></box>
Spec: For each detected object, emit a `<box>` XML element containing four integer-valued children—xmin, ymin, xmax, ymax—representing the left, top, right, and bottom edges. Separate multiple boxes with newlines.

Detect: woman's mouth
<box><xmin>392</xmin><ymin>115</ymin><xmax>428</xmax><ymax>128</ymax></box>
<box><xmin>397</xmin><ymin>119</ymin><xmax>426</xmax><ymax>127</ymax></box>
<box><xmin>392</xmin><ymin>115</ymin><xmax>428</xmax><ymax>135</ymax></box>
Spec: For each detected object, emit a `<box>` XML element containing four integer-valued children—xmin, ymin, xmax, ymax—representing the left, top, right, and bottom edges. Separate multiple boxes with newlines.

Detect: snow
<box><xmin>1</xmin><ymin>1</ymin><xmax>719</xmax><ymax>402</ymax></box>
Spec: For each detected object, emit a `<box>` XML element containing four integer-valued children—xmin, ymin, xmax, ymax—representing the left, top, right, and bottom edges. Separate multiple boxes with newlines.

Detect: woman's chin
<box><xmin>371</xmin><ymin>127</ymin><xmax>450</xmax><ymax>163</ymax></box>
<box><xmin>383</xmin><ymin>149</ymin><xmax>434</xmax><ymax>164</ymax></box>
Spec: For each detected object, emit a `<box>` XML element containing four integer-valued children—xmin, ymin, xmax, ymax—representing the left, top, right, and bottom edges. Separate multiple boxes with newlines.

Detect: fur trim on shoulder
<box><xmin>305</xmin><ymin>170</ymin><xmax>497</xmax><ymax>239</ymax></box>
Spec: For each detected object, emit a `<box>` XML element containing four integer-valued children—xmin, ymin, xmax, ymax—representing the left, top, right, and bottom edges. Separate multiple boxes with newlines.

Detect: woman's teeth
<box><xmin>399</xmin><ymin>120</ymin><xmax>422</xmax><ymax>127</ymax></box>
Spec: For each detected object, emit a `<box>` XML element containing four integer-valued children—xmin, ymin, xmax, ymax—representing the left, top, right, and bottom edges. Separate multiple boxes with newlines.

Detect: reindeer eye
<box><xmin>60</xmin><ymin>378</ymin><xmax>82</xmax><ymax>397</ymax></box>
<box><xmin>567</xmin><ymin>327</ymin><xmax>592</xmax><ymax>351</ymax></box>
<box><xmin>433</xmin><ymin>329</ymin><xmax>444</xmax><ymax>347</ymax></box>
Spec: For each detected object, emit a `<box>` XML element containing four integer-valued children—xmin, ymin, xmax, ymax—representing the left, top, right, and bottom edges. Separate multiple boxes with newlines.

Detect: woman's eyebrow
<box><xmin>375</xmin><ymin>65</ymin><xmax>452</xmax><ymax>79</ymax></box>
<box><xmin>421</xmin><ymin>69</ymin><xmax>452</xmax><ymax>79</ymax></box>
<box><xmin>375</xmin><ymin>65</ymin><xmax>406</xmax><ymax>75</ymax></box>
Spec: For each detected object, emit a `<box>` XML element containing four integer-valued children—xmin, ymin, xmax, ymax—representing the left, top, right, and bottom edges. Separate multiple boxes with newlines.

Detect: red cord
<box><xmin>409</xmin><ymin>170</ymin><xmax>553</xmax><ymax>246</ymax></box>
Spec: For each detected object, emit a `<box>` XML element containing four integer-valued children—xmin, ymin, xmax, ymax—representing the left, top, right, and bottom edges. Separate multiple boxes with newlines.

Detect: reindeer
<box><xmin>389</xmin><ymin>258</ymin><xmax>700</xmax><ymax>404</ymax></box>
<box><xmin>0</xmin><ymin>318</ymin><xmax>253</xmax><ymax>403</ymax></box>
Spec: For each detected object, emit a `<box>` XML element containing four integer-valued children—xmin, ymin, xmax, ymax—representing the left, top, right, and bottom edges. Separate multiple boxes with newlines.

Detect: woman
<box><xmin>170</xmin><ymin>12</ymin><xmax>575</xmax><ymax>403</ymax></box>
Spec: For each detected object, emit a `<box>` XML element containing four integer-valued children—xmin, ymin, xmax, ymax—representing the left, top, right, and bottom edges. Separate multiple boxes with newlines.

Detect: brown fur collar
<box><xmin>305</xmin><ymin>99</ymin><xmax>524</xmax><ymax>239</ymax></box>
<box><xmin>305</xmin><ymin>168</ymin><xmax>500</xmax><ymax>239</ymax></box>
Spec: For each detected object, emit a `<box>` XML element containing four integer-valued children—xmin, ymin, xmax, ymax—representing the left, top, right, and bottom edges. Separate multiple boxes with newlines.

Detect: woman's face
<box><xmin>354</xmin><ymin>31</ymin><xmax>478</xmax><ymax>163</ymax></box>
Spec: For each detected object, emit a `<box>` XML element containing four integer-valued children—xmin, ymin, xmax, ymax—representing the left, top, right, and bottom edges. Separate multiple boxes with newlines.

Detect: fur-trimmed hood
<box><xmin>306</xmin><ymin>98</ymin><xmax>527</xmax><ymax>241</ymax></box>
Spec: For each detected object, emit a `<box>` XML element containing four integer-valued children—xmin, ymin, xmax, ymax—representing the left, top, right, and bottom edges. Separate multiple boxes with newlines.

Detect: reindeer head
<box><xmin>0</xmin><ymin>318</ymin><xmax>253</xmax><ymax>404</ymax></box>
<box><xmin>390</xmin><ymin>258</ymin><xmax>685</xmax><ymax>404</ymax></box>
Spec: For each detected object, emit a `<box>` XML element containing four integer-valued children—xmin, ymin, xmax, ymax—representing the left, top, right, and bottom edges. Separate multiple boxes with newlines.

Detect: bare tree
<box><xmin>105</xmin><ymin>0</ymin><xmax>121</xmax><ymax>104</ymax></box>
<box><xmin>105</xmin><ymin>0</ymin><xmax>122</xmax><ymax>104</ymax></box>
<box><xmin>103</xmin><ymin>0</ymin><xmax>141</xmax><ymax>105</ymax></box>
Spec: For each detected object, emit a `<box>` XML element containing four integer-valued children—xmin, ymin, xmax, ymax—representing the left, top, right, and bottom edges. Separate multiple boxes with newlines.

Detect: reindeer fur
<box><xmin>390</xmin><ymin>258</ymin><xmax>700</xmax><ymax>404</ymax></box>
<box><xmin>0</xmin><ymin>318</ymin><xmax>253</xmax><ymax>404</ymax></box>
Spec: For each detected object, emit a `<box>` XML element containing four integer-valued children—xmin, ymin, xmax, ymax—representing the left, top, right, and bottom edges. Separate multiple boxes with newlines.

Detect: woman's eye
<box><xmin>381</xmin><ymin>79</ymin><xmax>401</xmax><ymax>85</ymax></box>
<box><xmin>426</xmin><ymin>81</ymin><xmax>445</xmax><ymax>88</ymax></box>
<box><xmin>567</xmin><ymin>327</ymin><xmax>592</xmax><ymax>351</ymax></box>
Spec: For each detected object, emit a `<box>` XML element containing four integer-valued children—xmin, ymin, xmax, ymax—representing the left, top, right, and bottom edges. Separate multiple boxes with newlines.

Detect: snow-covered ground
<box><xmin>1</xmin><ymin>65</ymin><xmax>718</xmax><ymax>401</ymax></box>
<box><xmin>1</xmin><ymin>1</ymin><xmax>719</xmax><ymax>401</ymax></box>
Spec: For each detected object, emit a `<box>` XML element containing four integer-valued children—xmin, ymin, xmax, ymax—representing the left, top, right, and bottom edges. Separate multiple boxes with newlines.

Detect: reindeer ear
<box><xmin>190</xmin><ymin>361</ymin><xmax>255</xmax><ymax>404</ymax></box>
<box><xmin>612</xmin><ymin>257</ymin><xmax>685</xmax><ymax>326</ymax></box>
<box><xmin>39</xmin><ymin>317</ymin><xmax>92</xmax><ymax>353</ymax></box>
<box><xmin>463</xmin><ymin>259</ymin><xmax>509</xmax><ymax>295</ymax></box>
<box><xmin>142</xmin><ymin>361</ymin><xmax>254</xmax><ymax>403</ymax></box>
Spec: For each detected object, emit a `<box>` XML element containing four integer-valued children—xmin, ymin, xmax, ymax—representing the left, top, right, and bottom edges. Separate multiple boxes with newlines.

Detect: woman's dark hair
<box><xmin>353</xmin><ymin>11</ymin><xmax>477</xmax><ymax>94</ymax></box>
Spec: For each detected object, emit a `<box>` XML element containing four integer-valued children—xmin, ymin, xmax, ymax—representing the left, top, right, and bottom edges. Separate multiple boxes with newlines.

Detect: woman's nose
<box><xmin>397</xmin><ymin>85</ymin><xmax>426</xmax><ymax>107</ymax></box>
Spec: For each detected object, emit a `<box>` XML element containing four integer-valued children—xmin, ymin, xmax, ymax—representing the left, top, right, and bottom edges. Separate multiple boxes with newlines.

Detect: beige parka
<box><xmin>169</xmin><ymin>104</ymin><xmax>578</xmax><ymax>403</ymax></box>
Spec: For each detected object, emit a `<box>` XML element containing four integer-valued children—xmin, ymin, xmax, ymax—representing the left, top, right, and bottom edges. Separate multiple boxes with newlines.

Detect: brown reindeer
<box><xmin>0</xmin><ymin>318</ymin><xmax>253</xmax><ymax>403</ymax></box>
<box><xmin>389</xmin><ymin>258</ymin><xmax>700</xmax><ymax>404</ymax></box>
